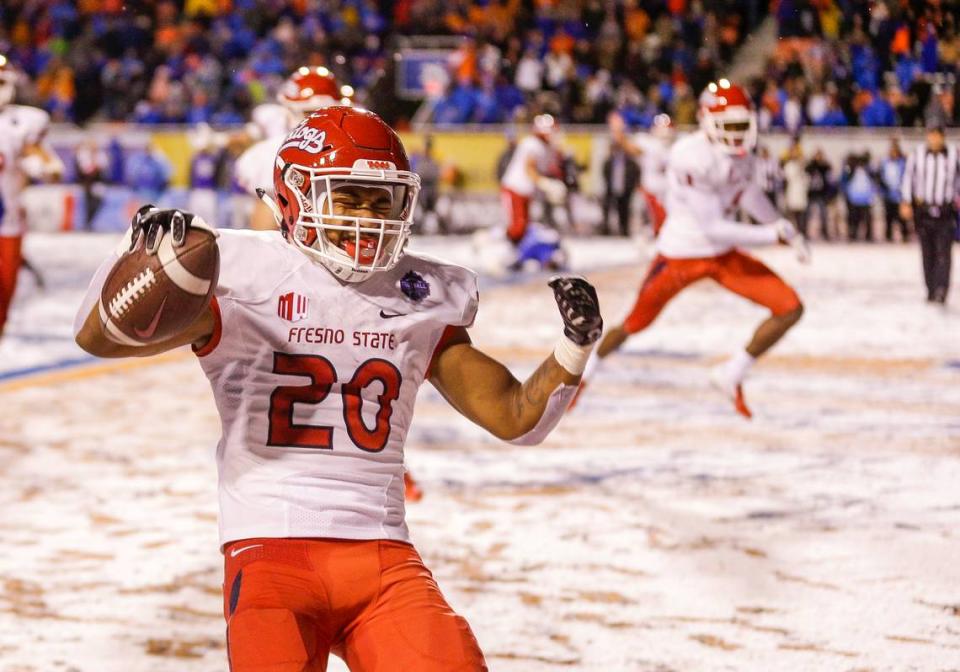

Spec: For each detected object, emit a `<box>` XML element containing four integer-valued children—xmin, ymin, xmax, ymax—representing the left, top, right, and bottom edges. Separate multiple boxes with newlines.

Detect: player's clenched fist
<box><xmin>129</xmin><ymin>204</ymin><xmax>217</xmax><ymax>253</ymax></box>
<box><xmin>549</xmin><ymin>275</ymin><xmax>602</xmax><ymax>346</ymax></box>
<box><xmin>99</xmin><ymin>205</ymin><xmax>219</xmax><ymax>346</ymax></box>
<box><xmin>547</xmin><ymin>275</ymin><xmax>602</xmax><ymax>377</ymax></box>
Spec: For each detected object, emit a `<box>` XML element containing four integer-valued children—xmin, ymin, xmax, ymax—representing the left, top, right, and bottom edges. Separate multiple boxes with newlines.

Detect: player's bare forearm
<box><xmin>510</xmin><ymin>355</ymin><xmax>579</xmax><ymax>423</ymax></box>
<box><xmin>75</xmin><ymin>303</ymin><xmax>214</xmax><ymax>359</ymax></box>
<box><xmin>430</xmin><ymin>276</ymin><xmax>602</xmax><ymax>443</ymax></box>
<box><xmin>430</xmin><ymin>337</ymin><xmax>577</xmax><ymax>440</ymax></box>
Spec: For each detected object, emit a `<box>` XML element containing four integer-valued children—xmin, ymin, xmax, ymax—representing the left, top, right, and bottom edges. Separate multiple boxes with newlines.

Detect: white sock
<box><xmin>725</xmin><ymin>349</ymin><xmax>756</xmax><ymax>384</ymax></box>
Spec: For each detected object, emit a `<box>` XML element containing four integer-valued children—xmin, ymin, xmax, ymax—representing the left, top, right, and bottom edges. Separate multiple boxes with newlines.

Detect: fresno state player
<box><xmin>74</xmin><ymin>108</ymin><xmax>602</xmax><ymax>670</ymax></box>
<box><xmin>500</xmin><ymin>114</ymin><xmax>567</xmax><ymax>244</ymax></box>
<box><xmin>607</xmin><ymin>111</ymin><xmax>674</xmax><ymax>235</ymax></box>
<box><xmin>0</xmin><ymin>54</ymin><xmax>63</xmax><ymax>339</ymax></box>
<box><xmin>234</xmin><ymin>66</ymin><xmax>352</xmax><ymax>230</ymax></box>
<box><xmin>579</xmin><ymin>80</ymin><xmax>808</xmax><ymax>418</ymax></box>
<box><xmin>635</xmin><ymin>113</ymin><xmax>674</xmax><ymax>234</ymax></box>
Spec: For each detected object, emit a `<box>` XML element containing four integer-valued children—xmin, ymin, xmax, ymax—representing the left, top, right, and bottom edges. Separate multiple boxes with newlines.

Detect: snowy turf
<box><xmin>0</xmin><ymin>232</ymin><xmax>958</xmax><ymax>671</ymax></box>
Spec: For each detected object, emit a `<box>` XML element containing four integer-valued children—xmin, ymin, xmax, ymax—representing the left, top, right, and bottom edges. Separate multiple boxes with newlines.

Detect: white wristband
<box><xmin>553</xmin><ymin>337</ymin><xmax>595</xmax><ymax>376</ymax></box>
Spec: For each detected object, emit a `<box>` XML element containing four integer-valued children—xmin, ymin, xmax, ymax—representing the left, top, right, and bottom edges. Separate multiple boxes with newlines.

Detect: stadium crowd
<box><xmin>2</xmin><ymin>1</ymin><xmax>958</xmax><ymax>129</ymax></box>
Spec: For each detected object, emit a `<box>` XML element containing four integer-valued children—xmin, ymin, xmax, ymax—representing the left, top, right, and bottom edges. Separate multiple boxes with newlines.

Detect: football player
<box><xmin>74</xmin><ymin>108</ymin><xmax>602</xmax><ymax>670</ymax></box>
<box><xmin>578</xmin><ymin>80</ymin><xmax>809</xmax><ymax>418</ymax></box>
<box><xmin>234</xmin><ymin>66</ymin><xmax>352</xmax><ymax>231</ymax></box>
<box><xmin>0</xmin><ymin>54</ymin><xmax>63</xmax><ymax>340</ymax></box>
<box><xmin>499</xmin><ymin>114</ymin><xmax>568</xmax><ymax>245</ymax></box>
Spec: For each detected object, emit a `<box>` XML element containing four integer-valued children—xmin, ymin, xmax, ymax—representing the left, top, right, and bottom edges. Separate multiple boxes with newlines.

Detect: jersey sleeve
<box><xmin>235</xmin><ymin>136</ymin><xmax>282</xmax><ymax>196</ymax></box>
<box><xmin>16</xmin><ymin>106</ymin><xmax>51</xmax><ymax>146</ymax></box>
<box><xmin>250</xmin><ymin>104</ymin><xmax>291</xmax><ymax>141</ymax></box>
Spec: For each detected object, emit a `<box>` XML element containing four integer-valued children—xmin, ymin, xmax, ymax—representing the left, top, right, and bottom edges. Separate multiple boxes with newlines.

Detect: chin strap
<box><xmin>507</xmin><ymin>383</ymin><xmax>579</xmax><ymax>446</ymax></box>
<box><xmin>255</xmin><ymin>188</ymin><xmax>285</xmax><ymax>228</ymax></box>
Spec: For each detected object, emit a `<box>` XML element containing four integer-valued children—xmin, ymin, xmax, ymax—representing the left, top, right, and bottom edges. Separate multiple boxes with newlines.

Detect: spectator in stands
<box><xmin>125</xmin><ymin>147</ymin><xmax>171</xmax><ymax>204</ymax></box>
<box><xmin>860</xmin><ymin>88</ymin><xmax>897</xmax><ymax>127</ymax></box>
<box><xmin>842</xmin><ymin>151</ymin><xmax>877</xmax><ymax>242</ymax></box>
<box><xmin>805</xmin><ymin>148</ymin><xmax>834</xmax><ymax>241</ymax></box>
<box><xmin>411</xmin><ymin>136</ymin><xmax>448</xmax><ymax>234</ymax></box>
<box><xmin>602</xmin><ymin>118</ymin><xmax>640</xmax><ymax>237</ymax></box>
<box><xmin>782</xmin><ymin>141</ymin><xmax>810</xmax><ymax>237</ymax></box>
<box><xmin>755</xmin><ymin>145</ymin><xmax>783</xmax><ymax>209</ymax></box>
<box><xmin>496</xmin><ymin>130</ymin><xmax>517</xmax><ymax>183</ymax></box>
<box><xmin>879</xmin><ymin>138</ymin><xmax>909</xmax><ymax>241</ymax></box>
<box><xmin>74</xmin><ymin>140</ymin><xmax>107</xmax><ymax>232</ymax></box>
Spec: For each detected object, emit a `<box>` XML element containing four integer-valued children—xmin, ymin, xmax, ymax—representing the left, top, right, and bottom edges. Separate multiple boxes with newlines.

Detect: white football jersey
<box><xmin>247</xmin><ymin>103</ymin><xmax>299</xmax><ymax>142</ymax></box>
<box><xmin>0</xmin><ymin>104</ymin><xmax>50</xmax><ymax>236</ymax></box>
<box><xmin>632</xmin><ymin>133</ymin><xmax>670</xmax><ymax>198</ymax></box>
<box><xmin>657</xmin><ymin>131</ymin><xmax>760</xmax><ymax>258</ymax></box>
<box><xmin>197</xmin><ymin>230</ymin><xmax>479</xmax><ymax>546</ymax></box>
<box><xmin>235</xmin><ymin>134</ymin><xmax>283</xmax><ymax>197</ymax></box>
<box><xmin>501</xmin><ymin>135</ymin><xmax>551</xmax><ymax>196</ymax></box>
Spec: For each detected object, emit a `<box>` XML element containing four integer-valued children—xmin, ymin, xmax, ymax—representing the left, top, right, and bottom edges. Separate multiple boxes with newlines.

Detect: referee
<box><xmin>900</xmin><ymin>123</ymin><xmax>959</xmax><ymax>304</ymax></box>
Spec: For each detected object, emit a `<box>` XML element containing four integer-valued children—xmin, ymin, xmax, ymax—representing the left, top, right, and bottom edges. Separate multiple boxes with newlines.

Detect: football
<box><xmin>98</xmin><ymin>227</ymin><xmax>219</xmax><ymax>346</ymax></box>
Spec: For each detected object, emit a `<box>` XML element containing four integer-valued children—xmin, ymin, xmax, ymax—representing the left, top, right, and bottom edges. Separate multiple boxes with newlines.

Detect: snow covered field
<box><xmin>1</xmin><ymin>233</ymin><xmax>959</xmax><ymax>671</ymax></box>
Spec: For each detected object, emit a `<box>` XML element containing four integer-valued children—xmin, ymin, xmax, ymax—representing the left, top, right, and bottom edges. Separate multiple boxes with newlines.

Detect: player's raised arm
<box><xmin>74</xmin><ymin>206</ymin><xmax>218</xmax><ymax>359</ymax></box>
<box><xmin>429</xmin><ymin>276</ymin><xmax>602</xmax><ymax>444</ymax></box>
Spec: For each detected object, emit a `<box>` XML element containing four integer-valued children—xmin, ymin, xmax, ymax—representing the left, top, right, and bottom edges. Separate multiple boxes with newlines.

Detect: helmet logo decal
<box><xmin>280</xmin><ymin>124</ymin><xmax>328</xmax><ymax>154</ymax></box>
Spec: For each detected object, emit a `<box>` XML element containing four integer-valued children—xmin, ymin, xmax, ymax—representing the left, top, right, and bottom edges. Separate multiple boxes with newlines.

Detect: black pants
<box><xmin>806</xmin><ymin>197</ymin><xmax>831</xmax><ymax>240</ymax></box>
<box><xmin>883</xmin><ymin>200</ymin><xmax>909</xmax><ymax>241</ymax></box>
<box><xmin>847</xmin><ymin>204</ymin><xmax>873</xmax><ymax>241</ymax></box>
<box><xmin>788</xmin><ymin>208</ymin><xmax>808</xmax><ymax>237</ymax></box>
<box><xmin>917</xmin><ymin>213</ymin><xmax>955</xmax><ymax>302</ymax></box>
<box><xmin>603</xmin><ymin>192</ymin><xmax>632</xmax><ymax>236</ymax></box>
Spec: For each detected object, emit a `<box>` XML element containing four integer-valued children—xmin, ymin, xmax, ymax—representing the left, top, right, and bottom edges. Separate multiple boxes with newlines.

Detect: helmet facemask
<box><xmin>701</xmin><ymin>108</ymin><xmax>758</xmax><ymax>156</ymax></box>
<box><xmin>281</xmin><ymin>163</ymin><xmax>420</xmax><ymax>283</ymax></box>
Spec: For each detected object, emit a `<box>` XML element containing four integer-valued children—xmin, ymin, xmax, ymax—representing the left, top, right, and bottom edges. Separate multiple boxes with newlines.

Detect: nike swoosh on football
<box><xmin>229</xmin><ymin>544</ymin><xmax>263</xmax><ymax>558</ymax></box>
<box><xmin>379</xmin><ymin>310</ymin><xmax>406</xmax><ymax>319</ymax></box>
<box><xmin>133</xmin><ymin>296</ymin><xmax>168</xmax><ymax>339</ymax></box>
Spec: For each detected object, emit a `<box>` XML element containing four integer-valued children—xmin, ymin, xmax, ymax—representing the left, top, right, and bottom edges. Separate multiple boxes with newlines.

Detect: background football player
<box><xmin>578</xmin><ymin>80</ymin><xmax>809</xmax><ymax>418</ymax></box>
<box><xmin>235</xmin><ymin>66</ymin><xmax>352</xmax><ymax>230</ymax></box>
<box><xmin>0</xmin><ymin>54</ymin><xmax>64</xmax><ymax>340</ymax></box>
<box><xmin>74</xmin><ymin>108</ymin><xmax>602</xmax><ymax>670</ymax></box>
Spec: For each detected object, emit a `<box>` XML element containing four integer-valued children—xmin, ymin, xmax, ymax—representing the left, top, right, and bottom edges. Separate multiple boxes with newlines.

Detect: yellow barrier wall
<box><xmin>400</xmin><ymin>131</ymin><xmax>596</xmax><ymax>193</ymax></box>
<box><xmin>149</xmin><ymin>130</ymin><xmax>599</xmax><ymax>193</ymax></box>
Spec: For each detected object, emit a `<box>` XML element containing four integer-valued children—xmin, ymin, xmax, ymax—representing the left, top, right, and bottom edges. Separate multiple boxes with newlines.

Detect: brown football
<box><xmin>99</xmin><ymin>228</ymin><xmax>219</xmax><ymax>346</ymax></box>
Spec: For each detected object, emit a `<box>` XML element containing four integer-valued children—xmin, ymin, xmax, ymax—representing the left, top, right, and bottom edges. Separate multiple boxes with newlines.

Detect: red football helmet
<box><xmin>0</xmin><ymin>55</ymin><xmax>18</xmax><ymax>107</ymax></box>
<box><xmin>272</xmin><ymin>107</ymin><xmax>420</xmax><ymax>283</ymax></box>
<box><xmin>278</xmin><ymin>66</ymin><xmax>353</xmax><ymax>114</ymax></box>
<box><xmin>699</xmin><ymin>79</ymin><xmax>757</xmax><ymax>155</ymax></box>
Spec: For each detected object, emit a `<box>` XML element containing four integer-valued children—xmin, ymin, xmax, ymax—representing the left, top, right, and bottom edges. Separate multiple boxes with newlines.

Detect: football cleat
<box><xmin>710</xmin><ymin>364</ymin><xmax>753</xmax><ymax>420</ymax></box>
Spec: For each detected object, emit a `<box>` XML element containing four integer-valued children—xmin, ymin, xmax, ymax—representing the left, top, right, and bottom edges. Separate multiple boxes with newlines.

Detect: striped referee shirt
<box><xmin>901</xmin><ymin>143</ymin><xmax>960</xmax><ymax>206</ymax></box>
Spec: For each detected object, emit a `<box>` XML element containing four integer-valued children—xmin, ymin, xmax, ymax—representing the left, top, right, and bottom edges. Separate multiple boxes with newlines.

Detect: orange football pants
<box><xmin>623</xmin><ymin>249</ymin><xmax>801</xmax><ymax>334</ymax></box>
<box><xmin>0</xmin><ymin>235</ymin><xmax>23</xmax><ymax>336</ymax></box>
<box><xmin>223</xmin><ymin>537</ymin><xmax>487</xmax><ymax>672</ymax></box>
<box><xmin>501</xmin><ymin>187</ymin><xmax>530</xmax><ymax>244</ymax></box>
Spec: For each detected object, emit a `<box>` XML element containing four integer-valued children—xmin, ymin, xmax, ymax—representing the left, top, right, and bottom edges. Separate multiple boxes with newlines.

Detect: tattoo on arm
<box><xmin>513</xmin><ymin>357</ymin><xmax>564</xmax><ymax>419</ymax></box>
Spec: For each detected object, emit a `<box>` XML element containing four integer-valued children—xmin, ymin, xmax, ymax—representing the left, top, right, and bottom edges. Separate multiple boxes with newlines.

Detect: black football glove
<box><xmin>129</xmin><ymin>204</ymin><xmax>213</xmax><ymax>254</ymax></box>
<box><xmin>548</xmin><ymin>275</ymin><xmax>603</xmax><ymax>346</ymax></box>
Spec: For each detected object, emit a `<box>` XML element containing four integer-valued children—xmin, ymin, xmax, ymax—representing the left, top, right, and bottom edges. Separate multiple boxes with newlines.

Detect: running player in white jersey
<box><xmin>74</xmin><ymin>107</ymin><xmax>603</xmax><ymax>671</ymax></box>
<box><xmin>577</xmin><ymin>80</ymin><xmax>809</xmax><ymax>418</ymax></box>
<box><xmin>500</xmin><ymin>114</ymin><xmax>567</xmax><ymax>245</ymax></box>
<box><xmin>0</xmin><ymin>54</ymin><xmax>63</xmax><ymax>339</ymax></box>
<box><xmin>633</xmin><ymin>113</ymin><xmax>674</xmax><ymax>234</ymax></box>
<box><xmin>234</xmin><ymin>66</ymin><xmax>352</xmax><ymax>230</ymax></box>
